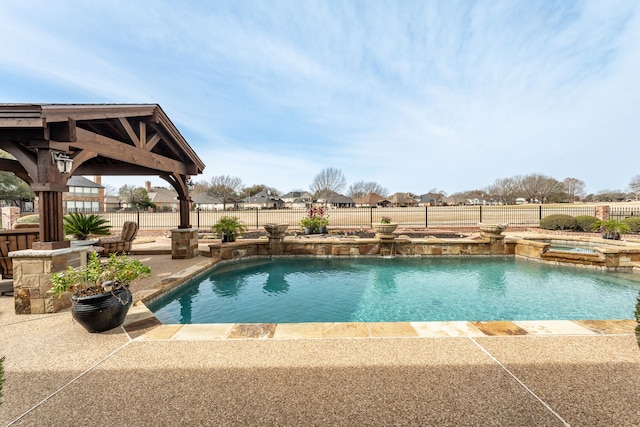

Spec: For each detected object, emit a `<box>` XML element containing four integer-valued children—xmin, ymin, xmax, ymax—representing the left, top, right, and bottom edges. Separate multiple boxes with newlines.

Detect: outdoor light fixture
<box><xmin>186</xmin><ymin>178</ymin><xmax>195</xmax><ymax>192</ymax></box>
<box><xmin>51</xmin><ymin>151</ymin><xmax>73</xmax><ymax>174</ymax></box>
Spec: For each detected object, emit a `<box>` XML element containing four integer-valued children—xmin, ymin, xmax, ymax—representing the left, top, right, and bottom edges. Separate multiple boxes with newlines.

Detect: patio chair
<box><xmin>97</xmin><ymin>221</ymin><xmax>139</xmax><ymax>255</ymax></box>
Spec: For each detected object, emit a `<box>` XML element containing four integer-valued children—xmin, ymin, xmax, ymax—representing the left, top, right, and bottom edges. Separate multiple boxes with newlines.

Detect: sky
<box><xmin>1</xmin><ymin>0</ymin><xmax>639</xmax><ymax>197</ymax></box>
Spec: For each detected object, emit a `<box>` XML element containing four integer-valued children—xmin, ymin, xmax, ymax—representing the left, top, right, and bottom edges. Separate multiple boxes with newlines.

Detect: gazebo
<box><xmin>0</xmin><ymin>104</ymin><xmax>206</xmax><ymax>314</ymax></box>
<box><xmin>0</xmin><ymin>103</ymin><xmax>205</xmax><ymax>249</ymax></box>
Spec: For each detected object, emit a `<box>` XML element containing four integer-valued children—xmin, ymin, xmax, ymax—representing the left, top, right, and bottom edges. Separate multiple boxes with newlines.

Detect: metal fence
<box><xmin>89</xmin><ymin>205</ymin><xmax>640</xmax><ymax>231</ymax></box>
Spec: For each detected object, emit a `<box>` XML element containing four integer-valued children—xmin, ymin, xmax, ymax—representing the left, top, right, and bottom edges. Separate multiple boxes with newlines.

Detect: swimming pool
<box><xmin>147</xmin><ymin>257</ymin><xmax>640</xmax><ymax>324</ymax></box>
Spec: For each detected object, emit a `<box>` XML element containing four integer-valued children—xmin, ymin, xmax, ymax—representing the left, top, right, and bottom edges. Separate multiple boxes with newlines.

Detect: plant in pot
<box><xmin>300</xmin><ymin>207</ymin><xmax>328</xmax><ymax>234</ymax></box>
<box><xmin>599</xmin><ymin>219</ymin><xmax>630</xmax><ymax>240</ymax></box>
<box><xmin>300</xmin><ymin>215</ymin><xmax>318</xmax><ymax>234</ymax></box>
<box><xmin>372</xmin><ymin>216</ymin><xmax>398</xmax><ymax>237</ymax></box>
<box><xmin>63</xmin><ymin>212</ymin><xmax>111</xmax><ymax>240</ymax></box>
<box><xmin>212</xmin><ymin>216</ymin><xmax>247</xmax><ymax>242</ymax></box>
<box><xmin>50</xmin><ymin>252</ymin><xmax>151</xmax><ymax>333</ymax></box>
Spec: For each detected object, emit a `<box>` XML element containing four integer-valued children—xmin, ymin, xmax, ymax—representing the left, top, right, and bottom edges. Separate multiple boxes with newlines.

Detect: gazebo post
<box><xmin>30</xmin><ymin>147</ymin><xmax>71</xmax><ymax>250</ymax></box>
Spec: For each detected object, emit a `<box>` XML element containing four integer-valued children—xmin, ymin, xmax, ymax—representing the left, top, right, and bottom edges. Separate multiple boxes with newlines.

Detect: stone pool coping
<box><xmin>123</xmin><ymin>302</ymin><xmax>638</xmax><ymax>341</ymax></box>
<box><xmin>122</xmin><ymin>236</ymin><xmax>640</xmax><ymax>341</ymax></box>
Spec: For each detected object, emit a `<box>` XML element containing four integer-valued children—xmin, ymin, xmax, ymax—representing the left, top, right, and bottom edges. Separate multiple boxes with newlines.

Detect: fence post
<box><xmin>370</xmin><ymin>207</ymin><xmax>373</xmax><ymax>227</ymax></box>
<box><xmin>256</xmin><ymin>209</ymin><xmax>259</xmax><ymax>229</ymax></box>
<box><xmin>197</xmin><ymin>209</ymin><xmax>200</xmax><ymax>229</ymax></box>
<box><xmin>137</xmin><ymin>210</ymin><xmax>140</xmax><ymax>227</ymax></box>
<box><xmin>425</xmin><ymin>206</ymin><xmax>428</xmax><ymax>228</ymax></box>
<box><xmin>479</xmin><ymin>205</ymin><xmax>483</xmax><ymax>223</ymax></box>
<box><xmin>539</xmin><ymin>205</ymin><xmax>542</xmax><ymax>221</ymax></box>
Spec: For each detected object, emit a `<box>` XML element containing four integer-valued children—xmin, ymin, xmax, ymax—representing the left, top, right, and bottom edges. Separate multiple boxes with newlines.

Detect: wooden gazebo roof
<box><xmin>0</xmin><ymin>104</ymin><xmax>205</xmax><ymax>248</ymax></box>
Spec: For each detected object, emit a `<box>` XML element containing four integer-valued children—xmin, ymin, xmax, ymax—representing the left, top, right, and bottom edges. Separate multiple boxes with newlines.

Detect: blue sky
<box><xmin>1</xmin><ymin>0</ymin><xmax>639</xmax><ymax>196</ymax></box>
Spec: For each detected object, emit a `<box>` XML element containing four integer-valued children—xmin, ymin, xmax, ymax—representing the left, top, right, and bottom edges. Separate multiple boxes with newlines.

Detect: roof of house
<box><xmin>67</xmin><ymin>176</ymin><xmax>103</xmax><ymax>188</ymax></box>
<box><xmin>148</xmin><ymin>187</ymin><xmax>178</xmax><ymax>204</ymax></box>
<box><xmin>389</xmin><ymin>192</ymin><xmax>417</xmax><ymax>204</ymax></box>
<box><xmin>192</xmin><ymin>193</ymin><xmax>224</xmax><ymax>204</ymax></box>
<box><xmin>243</xmin><ymin>189</ymin><xmax>283</xmax><ymax>204</ymax></box>
<box><xmin>353</xmin><ymin>193</ymin><xmax>388</xmax><ymax>205</ymax></box>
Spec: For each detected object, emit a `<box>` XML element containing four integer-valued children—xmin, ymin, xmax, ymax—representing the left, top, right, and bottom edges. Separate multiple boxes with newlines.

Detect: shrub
<box><xmin>212</xmin><ymin>216</ymin><xmax>246</xmax><ymax>242</ymax></box>
<box><xmin>15</xmin><ymin>214</ymin><xmax>39</xmax><ymax>224</ymax></box>
<box><xmin>622</xmin><ymin>217</ymin><xmax>640</xmax><ymax>234</ymax></box>
<box><xmin>539</xmin><ymin>214</ymin><xmax>577</xmax><ymax>231</ymax></box>
<box><xmin>63</xmin><ymin>213</ymin><xmax>111</xmax><ymax>240</ymax></box>
<box><xmin>575</xmin><ymin>215</ymin><xmax>601</xmax><ymax>232</ymax></box>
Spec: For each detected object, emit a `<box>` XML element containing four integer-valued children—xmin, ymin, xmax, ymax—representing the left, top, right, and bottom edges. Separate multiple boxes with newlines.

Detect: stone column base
<box><xmin>11</xmin><ymin>247</ymin><xmax>88</xmax><ymax>314</ymax></box>
<box><xmin>171</xmin><ymin>228</ymin><xmax>199</xmax><ymax>259</ymax></box>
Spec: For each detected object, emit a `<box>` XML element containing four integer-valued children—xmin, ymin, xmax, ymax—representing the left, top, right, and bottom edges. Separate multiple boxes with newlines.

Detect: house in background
<box><xmin>145</xmin><ymin>182</ymin><xmax>179</xmax><ymax>212</ymax></box>
<box><xmin>191</xmin><ymin>193</ymin><xmax>225</xmax><ymax>211</ymax></box>
<box><xmin>281</xmin><ymin>191</ymin><xmax>314</xmax><ymax>208</ymax></box>
<box><xmin>242</xmin><ymin>190</ymin><xmax>284</xmax><ymax>209</ymax></box>
<box><xmin>63</xmin><ymin>176</ymin><xmax>104</xmax><ymax>213</ymax></box>
<box><xmin>104</xmin><ymin>195</ymin><xmax>121</xmax><ymax>211</ymax></box>
<box><xmin>325</xmin><ymin>193</ymin><xmax>356</xmax><ymax>208</ymax></box>
<box><xmin>353</xmin><ymin>193</ymin><xmax>390</xmax><ymax>207</ymax></box>
<box><xmin>418</xmin><ymin>193</ymin><xmax>445</xmax><ymax>206</ymax></box>
<box><xmin>389</xmin><ymin>192</ymin><xmax>417</xmax><ymax>207</ymax></box>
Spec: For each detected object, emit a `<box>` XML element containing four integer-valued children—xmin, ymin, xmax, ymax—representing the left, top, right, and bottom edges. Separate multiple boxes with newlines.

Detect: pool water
<box><xmin>147</xmin><ymin>257</ymin><xmax>640</xmax><ymax>324</ymax></box>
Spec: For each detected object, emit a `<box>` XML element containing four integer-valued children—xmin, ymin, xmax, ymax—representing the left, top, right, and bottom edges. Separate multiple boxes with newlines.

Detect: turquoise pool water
<box><xmin>147</xmin><ymin>257</ymin><xmax>640</xmax><ymax>324</ymax></box>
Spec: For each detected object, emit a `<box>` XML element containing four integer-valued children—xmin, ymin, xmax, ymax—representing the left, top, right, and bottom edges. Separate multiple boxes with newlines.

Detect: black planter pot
<box><xmin>221</xmin><ymin>232</ymin><xmax>236</xmax><ymax>243</ymax></box>
<box><xmin>71</xmin><ymin>286</ymin><xmax>133</xmax><ymax>333</ymax></box>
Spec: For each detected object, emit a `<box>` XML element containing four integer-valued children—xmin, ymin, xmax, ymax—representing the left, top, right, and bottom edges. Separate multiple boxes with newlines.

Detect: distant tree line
<box><xmin>0</xmin><ymin>147</ymin><xmax>639</xmax><ymax>208</ymax></box>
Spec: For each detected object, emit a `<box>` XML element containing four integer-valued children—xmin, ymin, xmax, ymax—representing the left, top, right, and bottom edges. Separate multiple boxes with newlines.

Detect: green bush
<box><xmin>622</xmin><ymin>217</ymin><xmax>640</xmax><ymax>234</ymax></box>
<box><xmin>575</xmin><ymin>215</ymin><xmax>601</xmax><ymax>232</ymax></box>
<box><xmin>15</xmin><ymin>214</ymin><xmax>39</xmax><ymax>224</ymax></box>
<box><xmin>63</xmin><ymin>213</ymin><xmax>111</xmax><ymax>240</ymax></box>
<box><xmin>539</xmin><ymin>214</ymin><xmax>577</xmax><ymax>231</ymax></box>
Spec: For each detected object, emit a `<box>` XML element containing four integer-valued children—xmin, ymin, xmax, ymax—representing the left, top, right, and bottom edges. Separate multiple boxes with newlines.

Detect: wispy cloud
<box><xmin>1</xmin><ymin>0</ymin><xmax>638</xmax><ymax>194</ymax></box>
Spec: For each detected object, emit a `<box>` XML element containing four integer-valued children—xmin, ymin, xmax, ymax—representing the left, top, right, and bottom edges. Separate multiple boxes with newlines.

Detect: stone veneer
<box><xmin>10</xmin><ymin>246</ymin><xmax>88</xmax><ymax>314</ymax></box>
<box><xmin>208</xmin><ymin>235</ymin><xmax>514</xmax><ymax>262</ymax></box>
<box><xmin>171</xmin><ymin>228</ymin><xmax>199</xmax><ymax>259</ymax></box>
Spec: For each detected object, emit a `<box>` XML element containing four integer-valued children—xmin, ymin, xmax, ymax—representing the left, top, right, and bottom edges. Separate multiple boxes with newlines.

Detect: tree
<box><xmin>346</xmin><ymin>181</ymin><xmax>388</xmax><ymax>199</ymax></box>
<box><xmin>0</xmin><ymin>150</ymin><xmax>35</xmax><ymax>207</ymax></box>
<box><xmin>310</xmin><ymin>167</ymin><xmax>346</xmax><ymax>203</ymax></box>
<box><xmin>562</xmin><ymin>177</ymin><xmax>586</xmax><ymax>202</ymax></box>
<box><xmin>486</xmin><ymin>177</ymin><xmax>521</xmax><ymax>205</ymax></box>
<box><xmin>103</xmin><ymin>184</ymin><xmax>118</xmax><ymax>197</ymax></box>
<box><xmin>207</xmin><ymin>175</ymin><xmax>244</xmax><ymax>210</ymax></box>
<box><xmin>519</xmin><ymin>174</ymin><xmax>561</xmax><ymax>204</ymax></box>
<box><xmin>629</xmin><ymin>174</ymin><xmax>640</xmax><ymax>201</ymax></box>
<box><xmin>118</xmin><ymin>185</ymin><xmax>153</xmax><ymax>210</ymax></box>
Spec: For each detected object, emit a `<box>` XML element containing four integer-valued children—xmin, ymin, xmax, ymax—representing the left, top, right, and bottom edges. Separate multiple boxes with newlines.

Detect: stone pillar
<box><xmin>595</xmin><ymin>205</ymin><xmax>610</xmax><ymax>221</ymax></box>
<box><xmin>171</xmin><ymin>228</ymin><xmax>199</xmax><ymax>259</ymax></box>
<box><xmin>11</xmin><ymin>247</ymin><xmax>88</xmax><ymax>314</ymax></box>
<box><xmin>1</xmin><ymin>206</ymin><xmax>21</xmax><ymax>230</ymax></box>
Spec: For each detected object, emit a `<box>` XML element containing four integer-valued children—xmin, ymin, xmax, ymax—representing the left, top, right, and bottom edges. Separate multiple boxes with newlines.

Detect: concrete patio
<box><xmin>1</xmin><ymin>239</ymin><xmax>639</xmax><ymax>426</ymax></box>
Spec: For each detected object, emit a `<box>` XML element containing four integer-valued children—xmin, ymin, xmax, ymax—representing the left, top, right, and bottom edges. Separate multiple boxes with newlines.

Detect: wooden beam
<box><xmin>0</xmin><ymin>143</ymin><xmax>37</xmax><ymax>179</ymax></box>
<box><xmin>0</xmin><ymin>158</ymin><xmax>31</xmax><ymax>183</ymax></box>
<box><xmin>139</xmin><ymin>121</ymin><xmax>146</xmax><ymax>147</ymax></box>
<box><xmin>48</xmin><ymin>119</ymin><xmax>76</xmax><ymax>142</ymax></box>
<box><xmin>145</xmin><ymin>133</ymin><xmax>161</xmax><ymax>151</ymax></box>
<box><xmin>0</xmin><ymin>118</ymin><xmax>45</xmax><ymax>127</ymax></box>
<box><xmin>69</xmin><ymin>150</ymin><xmax>97</xmax><ymax>175</ymax></box>
<box><xmin>74</xmin><ymin>128</ymin><xmax>187</xmax><ymax>174</ymax></box>
<box><xmin>118</xmin><ymin>117</ymin><xmax>140</xmax><ymax>148</ymax></box>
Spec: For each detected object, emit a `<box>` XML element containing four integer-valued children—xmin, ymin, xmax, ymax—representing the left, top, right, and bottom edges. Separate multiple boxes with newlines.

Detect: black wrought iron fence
<box><xmin>89</xmin><ymin>204</ymin><xmax>640</xmax><ymax>231</ymax></box>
